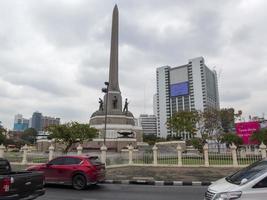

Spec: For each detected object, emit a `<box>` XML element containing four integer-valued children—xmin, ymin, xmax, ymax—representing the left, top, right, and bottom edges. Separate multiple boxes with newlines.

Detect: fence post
<box><xmin>203</xmin><ymin>143</ymin><xmax>209</xmax><ymax>167</ymax></box>
<box><xmin>77</xmin><ymin>144</ymin><xmax>83</xmax><ymax>155</ymax></box>
<box><xmin>259</xmin><ymin>142</ymin><xmax>267</xmax><ymax>159</ymax></box>
<box><xmin>231</xmin><ymin>143</ymin><xmax>238</xmax><ymax>167</ymax></box>
<box><xmin>152</xmin><ymin>145</ymin><xmax>158</xmax><ymax>165</ymax></box>
<box><xmin>21</xmin><ymin>144</ymin><xmax>28</xmax><ymax>165</ymax></box>
<box><xmin>0</xmin><ymin>144</ymin><xmax>5</xmax><ymax>158</ymax></box>
<box><xmin>128</xmin><ymin>145</ymin><xmax>134</xmax><ymax>165</ymax></box>
<box><xmin>100</xmin><ymin>145</ymin><xmax>107</xmax><ymax>165</ymax></box>
<box><xmin>48</xmin><ymin>144</ymin><xmax>55</xmax><ymax>161</ymax></box>
<box><xmin>177</xmin><ymin>144</ymin><xmax>182</xmax><ymax>166</ymax></box>
<box><xmin>240</xmin><ymin>148</ymin><xmax>246</xmax><ymax>158</ymax></box>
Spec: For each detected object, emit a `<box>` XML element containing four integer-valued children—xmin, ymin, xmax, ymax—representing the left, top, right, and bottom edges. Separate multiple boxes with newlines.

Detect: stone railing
<box><xmin>0</xmin><ymin>142</ymin><xmax>266</xmax><ymax>168</ymax></box>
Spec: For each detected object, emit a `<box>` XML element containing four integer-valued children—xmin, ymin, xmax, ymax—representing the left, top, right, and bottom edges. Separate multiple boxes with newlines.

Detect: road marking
<box><xmin>155</xmin><ymin>181</ymin><xmax>164</xmax><ymax>186</ymax></box>
<box><xmin>192</xmin><ymin>181</ymin><xmax>202</xmax><ymax>186</ymax></box>
<box><xmin>121</xmin><ymin>180</ymin><xmax>129</xmax><ymax>184</ymax></box>
<box><xmin>173</xmin><ymin>181</ymin><xmax>183</xmax><ymax>186</ymax></box>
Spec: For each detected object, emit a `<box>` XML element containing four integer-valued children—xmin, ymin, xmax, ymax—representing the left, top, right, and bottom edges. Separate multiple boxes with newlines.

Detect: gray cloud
<box><xmin>0</xmin><ymin>0</ymin><xmax>267</xmax><ymax>128</ymax></box>
<box><xmin>221</xmin><ymin>89</ymin><xmax>251</xmax><ymax>102</ymax></box>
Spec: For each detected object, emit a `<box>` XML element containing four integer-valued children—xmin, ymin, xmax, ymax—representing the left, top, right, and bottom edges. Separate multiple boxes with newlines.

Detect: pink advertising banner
<box><xmin>235</xmin><ymin>121</ymin><xmax>260</xmax><ymax>145</ymax></box>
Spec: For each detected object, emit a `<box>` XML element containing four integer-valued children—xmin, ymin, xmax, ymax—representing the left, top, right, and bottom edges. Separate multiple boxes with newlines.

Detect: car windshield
<box><xmin>226</xmin><ymin>160</ymin><xmax>267</xmax><ymax>185</ymax></box>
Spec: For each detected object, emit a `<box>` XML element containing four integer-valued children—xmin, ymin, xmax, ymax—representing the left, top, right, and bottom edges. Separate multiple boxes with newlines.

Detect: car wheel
<box><xmin>72</xmin><ymin>174</ymin><xmax>87</xmax><ymax>190</ymax></box>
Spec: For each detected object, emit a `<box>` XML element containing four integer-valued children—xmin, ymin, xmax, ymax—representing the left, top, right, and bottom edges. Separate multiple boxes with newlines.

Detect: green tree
<box><xmin>143</xmin><ymin>135</ymin><xmax>166</xmax><ymax>145</ymax></box>
<box><xmin>166</xmin><ymin>134</ymin><xmax>182</xmax><ymax>141</ymax></box>
<box><xmin>167</xmin><ymin>110</ymin><xmax>199</xmax><ymax>138</ymax></box>
<box><xmin>191</xmin><ymin>138</ymin><xmax>204</xmax><ymax>153</ymax></box>
<box><xmin>47</xmin><ymin>122</ymin><xmax>98</xmax><ymax>153</ymax></box>
<box><xmin>0</xmin><ymin>127</ymin><xmax>7</xmax><ymax>144</ymax></box>
<box><xmin>21</xmin><ymin>128</ymin><xmax>38</xmax><ymax>144</ymax></box>
<box><xmin>221</xmin><ymin>133</ymin><xmax>243</xmax><ymax>148</ymax></box>
<box><xmin>219</xmin><ymin>108</ymin><xmax>243</xmax><ymax>133</ymax></box>
<box><xmin>187</xmin><ymin>134</ymin><xmax>209</xmax><ymax>153</ymax></box>
<box><xmin>219</xmin><ymin>108</ymin><xmax>235</xmax><ymax>133</ymax></box>
<box><xmin>203</xmin><ymin>109</ymin><xmax>221</xmax><ymax>135</ymax></box>
<box><xmin>250</xmin><ymin>128</ymin><xmax>267</xmax><ymax>145</ymax></box>
<box><xmin>196</xmin><ymin>109</ymin><xmax>221</xmax><ymax>141</ymax></box>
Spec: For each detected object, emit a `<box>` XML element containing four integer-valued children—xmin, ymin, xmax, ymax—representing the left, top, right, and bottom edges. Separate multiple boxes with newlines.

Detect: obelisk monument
<box><xmin>89</xmin><ymin>5</ymin><xmax>142</xmax><ymax>149</ymax></box>
<box><xmin>109</xmin><ymin>5</ymin><xmax>120</xmax><ymax>93</ymax></box>
<box><xmin>104</xmin><ymin>4</ymin><xmax>123</xmax><ymax>114</ymax></box>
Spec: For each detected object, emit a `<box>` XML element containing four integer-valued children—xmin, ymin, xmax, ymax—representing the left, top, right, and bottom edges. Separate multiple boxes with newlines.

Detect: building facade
<box><xmin>41</xmin><ymin>116</ymin><xmax>60</xmax><ymax>130</ymax></box>
<box><xmin>138</xmin><ymin>114</ymin><xmax>157</xmax><ymax>136</ymax></box>
<box><xmin>155</xmin><ymin>66</ymin><xmax>172</xmax><ymax>138</ymax></box>
<box><xmin>31</xmin><ymin>112</ymin><xmax>43</xmax><ymax>132</ymax></box>
<box><xmin>13</xmin><ymin>114</ymin><xmax>29</xmax><ymax>132</ymax></box>
<box><xmin>155</xmin><ymin>57</ymin><xmax>220</xmax><ymax>138</ymax></box>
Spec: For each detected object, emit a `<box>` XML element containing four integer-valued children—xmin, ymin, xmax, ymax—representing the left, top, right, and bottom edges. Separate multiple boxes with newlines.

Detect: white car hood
<box><xmin>208</xmin><ymin>177</ymin><xmax>240</xmax><ymax>193</ymax></box>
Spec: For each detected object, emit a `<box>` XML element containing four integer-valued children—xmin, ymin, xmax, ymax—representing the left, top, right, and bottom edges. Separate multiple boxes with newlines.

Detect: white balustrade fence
<box><xmin>0</xmin><ymin>143</ymin><xmax>266</xmax><ymax>169</ymax></box>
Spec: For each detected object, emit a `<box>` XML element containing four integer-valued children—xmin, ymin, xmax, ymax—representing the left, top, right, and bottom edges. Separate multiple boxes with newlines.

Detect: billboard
<box><xmin>170</xmin><ymin>81</ymin><xmax>189</xmax><ymax>97</ymax></box>
<box><xmin>235</xmin><ymin>121</ymin><xmax>260</xmax><ymax>145</ymax></box>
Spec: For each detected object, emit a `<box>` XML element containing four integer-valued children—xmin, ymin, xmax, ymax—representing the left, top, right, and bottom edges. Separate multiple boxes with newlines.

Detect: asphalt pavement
<box><xmin>38</xmin><ymin>184</ymin><xmax>208</xmax><ymax>200</ymax></box>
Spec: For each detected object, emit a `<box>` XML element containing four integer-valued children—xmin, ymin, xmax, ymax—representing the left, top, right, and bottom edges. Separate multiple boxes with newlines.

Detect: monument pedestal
<box><xmin>90</xmin><ymin>113</ymin><xmax>142</xmax><ymax>151</ymax></box>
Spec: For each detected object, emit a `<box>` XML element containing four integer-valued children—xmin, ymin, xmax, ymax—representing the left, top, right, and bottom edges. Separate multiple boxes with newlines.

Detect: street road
<box><xmin>38</xmin><ymin>184</ymin><xmax>207</xmax><ymax>200</ymax></box>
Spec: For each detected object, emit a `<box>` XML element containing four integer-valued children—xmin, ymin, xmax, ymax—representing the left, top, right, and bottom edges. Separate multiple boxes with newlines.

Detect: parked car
<box><xmin>0</xmin><ymin>158</ymin><xmax>45</xmax><ymax>200</ymax></box>
<box><xmin>204</xmin><ymin>159</ymin><xmax>267</xmax><ymax>200</ymax></box>
<box><xmin>27</xmin><ymin>155</ymin><xmax>105</xmax><ymax>190</ymax></box>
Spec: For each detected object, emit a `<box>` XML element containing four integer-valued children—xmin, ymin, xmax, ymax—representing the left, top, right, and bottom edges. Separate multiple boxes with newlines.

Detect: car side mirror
<box><xmin>240</xmin><ymin>178</ymin><xmax>248</xmax><ymax>185</ymax></box>
<box><xmin>46</xmin><ymin>163</ymin><xmax>52</xmax><ymax>167</ymax></box>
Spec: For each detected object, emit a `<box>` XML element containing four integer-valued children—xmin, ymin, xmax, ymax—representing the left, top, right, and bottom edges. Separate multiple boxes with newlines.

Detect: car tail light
<box><xmin>87</xmin><ymin>165</ymin><xmax>95</xmax><ymax>170</ymax></box>
<box><xmin>0</xmin><ymin>177</ymin><xmax>11</xmax><ymax>194</ymax></box>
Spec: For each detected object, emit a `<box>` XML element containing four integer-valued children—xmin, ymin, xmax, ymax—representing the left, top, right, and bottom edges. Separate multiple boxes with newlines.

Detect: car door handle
<box><xmin>25</xmin><ymin>181</ymin><xmax>32</xmax><ymax>186</ymax></box>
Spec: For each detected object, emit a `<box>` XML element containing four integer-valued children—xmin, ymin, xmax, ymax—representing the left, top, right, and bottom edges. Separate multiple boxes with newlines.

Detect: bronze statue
<box><xmin>98</xmin><ymin>98</ymin><xmax>103</xmax><ymax>111</ymax></box>
<box><xmin>123</xmin><ymin>98</ymin><xmax>129</xmax><ymax>113</ymax></box>
<box><xmin>117</xmin><ymin>131</ymin><xmax>134</xmax><ymax>138</ymax></box>
<box><xmin>112</xmin><ymin>96</ymin><xmax>118</xmax><ymax>109</ymax></box>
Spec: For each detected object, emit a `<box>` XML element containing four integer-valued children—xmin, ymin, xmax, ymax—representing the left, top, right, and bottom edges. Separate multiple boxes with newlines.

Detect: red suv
<box><xmin>27</xmin><ymin>155</ymin><xmax>105</xmax><ymax>190</ymax></box>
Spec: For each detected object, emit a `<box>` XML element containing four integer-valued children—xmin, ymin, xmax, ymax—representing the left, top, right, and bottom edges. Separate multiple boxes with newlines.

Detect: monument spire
<box><xmin>108</xmin><ymin>4</ymin><xmax>120</xmax><ymax>92</ymax></box>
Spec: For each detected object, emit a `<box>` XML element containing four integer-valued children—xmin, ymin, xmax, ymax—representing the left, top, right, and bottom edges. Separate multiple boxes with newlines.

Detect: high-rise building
<box><xmin>41</xmin><ymin>116</ymin><xmax>60</xmax><ymax>130</ymax></box>
<box><xmin>138</xmin><ymin>114</ymin><xmax>157</xmax><ymax>136</ymax></box>
<box><xmin>13</xmin><ymin>114</ymin><xmax>29</xmax><ymax>132</ymax></box>
<box><xmin>155</xmin><ymin>57</ymin><xmax>220</xmax><ymax>138</ymax></box>
<box><xmin>31</xmin><ymin>112</ymin><xmax>43</xmax><ymax>132</ymax></box>
<box><xmin>155</xmin><ymin>66</ymin><xmax>172</xmax><ymax>138</ymax></box>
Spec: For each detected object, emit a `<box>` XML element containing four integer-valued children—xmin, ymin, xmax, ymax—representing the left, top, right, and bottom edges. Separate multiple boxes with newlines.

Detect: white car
<box><xmin>204</xmin><ymin>159</ymin><xmax>267</xmax><ymax>200</ymax></box>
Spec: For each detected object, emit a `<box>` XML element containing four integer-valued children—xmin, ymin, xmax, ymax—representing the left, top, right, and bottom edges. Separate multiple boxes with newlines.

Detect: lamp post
<box><xmin>102</xmin><ymin>82</ymin><xmax>109</xmax><ymax>145</ymax></box>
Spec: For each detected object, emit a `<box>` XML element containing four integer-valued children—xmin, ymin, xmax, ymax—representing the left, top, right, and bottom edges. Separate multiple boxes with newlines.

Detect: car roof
<box><xmin>54</xmin><ymin>155</ymin><xmax>96</xmax><ymax>159</ymax></box>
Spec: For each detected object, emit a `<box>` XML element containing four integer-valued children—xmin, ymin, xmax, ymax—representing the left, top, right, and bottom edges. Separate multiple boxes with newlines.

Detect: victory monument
<box><xmin>89</xmin><ymin>5</ymin><xmax>142</xmax><ymax>151</ymax></box>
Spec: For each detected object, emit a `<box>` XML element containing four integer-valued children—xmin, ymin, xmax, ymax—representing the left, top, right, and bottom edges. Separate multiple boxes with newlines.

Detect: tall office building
<box><xmin>13</xmin><ymin>114</ymin><xmax>29</xmax><ymax>132</ymax></box>
<box><xmin>31</xmin><ymin>112</ymin><xmax>43</xmax><ymax>132</ymax></box>
<box><xmin>155</xmin><ymin>57</ymin><xmax>220</xmax><ymax>138</ymax></box>
<box><xmin>138</xmin><ymin>114</ymin><xmax>157</xmax><ymax>136</ymax></box>
<box><xmin>41</xmin><ymin>116</ymin><xmax>60</xmax><ymax>130</ymax></box>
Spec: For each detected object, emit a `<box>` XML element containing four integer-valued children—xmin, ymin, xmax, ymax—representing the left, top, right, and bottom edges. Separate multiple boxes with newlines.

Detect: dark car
<box><xmin>0</xmin><ymin>158</ymin><xmax>45</xmax><ymax>200</ymax></box>
<box><xmin>27</xmin><ymin>155</ymin><xmax>105</xmax><ymax>190</ymax></box>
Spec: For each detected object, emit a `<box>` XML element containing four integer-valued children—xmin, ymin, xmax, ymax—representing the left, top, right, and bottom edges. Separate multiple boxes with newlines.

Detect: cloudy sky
<box><xmin>1</xmin><ymin>0</ymin><xmax>267</xmax><ymax>129</ymax></box>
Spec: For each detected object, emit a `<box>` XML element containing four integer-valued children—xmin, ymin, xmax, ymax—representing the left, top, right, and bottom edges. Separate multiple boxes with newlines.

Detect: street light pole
<box><xmin>102</xmin><ymin>82</ymin><xmax>109</xmax><ymax>146</ymax></box>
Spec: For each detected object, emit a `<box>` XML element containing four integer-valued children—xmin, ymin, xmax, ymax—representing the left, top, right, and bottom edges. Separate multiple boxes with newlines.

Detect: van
<box><xmin>204</xmin><ymin>159</ymin><xmax>267</xmax><ymax>200</ymax></box>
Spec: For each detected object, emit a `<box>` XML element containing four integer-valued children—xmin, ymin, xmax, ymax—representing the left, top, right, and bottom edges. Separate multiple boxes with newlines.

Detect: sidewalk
<box><xmin>106</xmin><ymin>166</ymin><xmax>241</xmax><ymax>182</ymax></box>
